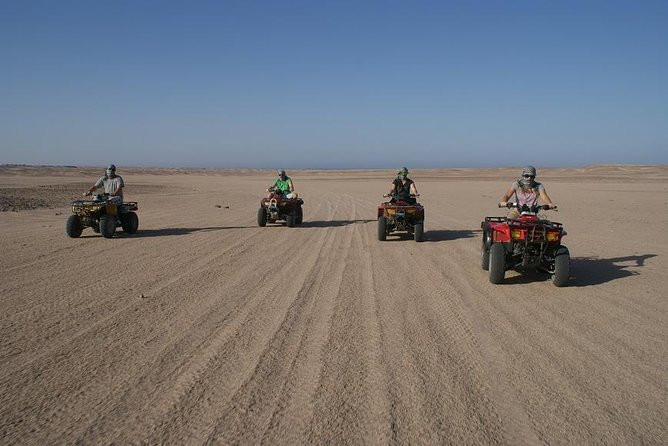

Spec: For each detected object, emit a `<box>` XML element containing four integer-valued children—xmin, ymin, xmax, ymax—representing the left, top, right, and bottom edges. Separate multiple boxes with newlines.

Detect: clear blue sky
<box><xmin>1</xmin><ymin>0</ymin><xmax>666</xmax><ymax>168</ymax></box>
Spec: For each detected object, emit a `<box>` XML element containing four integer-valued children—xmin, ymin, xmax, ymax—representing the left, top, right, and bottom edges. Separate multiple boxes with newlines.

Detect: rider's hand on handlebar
<box><xmin>498</xmin><ymin>201</ymin><xmax>509</xmax><ymax>208</ymax></box>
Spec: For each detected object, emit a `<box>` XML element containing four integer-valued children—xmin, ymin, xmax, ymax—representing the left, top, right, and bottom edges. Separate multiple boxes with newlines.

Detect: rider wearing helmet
<box><xmin>389</xmin><ymin>167</ymin><xmax>418</xmax><ymax>204</ymax></box>
<box><xmin>267</xmin><ymin>170</ymin><xmax>297</xmax><ymax>199</ymax></box>
<box><xmin>499</xmin><ymin>165</ymin><xmax>555</xmax><ymax>219</ymax></box>
<box><xmin>85</xmin><ymin>164</ymin><xmax>125</xmax><ymax>204</ymax></box>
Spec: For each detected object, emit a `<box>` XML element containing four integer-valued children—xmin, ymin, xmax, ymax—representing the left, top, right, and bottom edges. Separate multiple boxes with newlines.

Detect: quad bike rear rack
<box><xmin>482</xmin><ymin>216</ymin><xmax>505</xmax><ymax>226</ymax></box>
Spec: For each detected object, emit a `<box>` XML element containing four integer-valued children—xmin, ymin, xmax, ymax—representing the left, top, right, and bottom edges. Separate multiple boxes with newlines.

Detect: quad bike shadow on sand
<box><xmin>481</xmin><ymin>202</ymin><xmax>569</xmax><ymax>287</ymax></box>
<box><xmin>66</xmin><ymin>194</ymin><xmax>139</xmax><ymax>239</ymax></box>
<box><xmin>257</xmin><ymin>191</ymin><xmax>304</xmax><ymax>227</ymax></box>
<box><xmin>377</xmin><ymin>194</ymin><xmax>425</xmax><ymax>242</ymax></box>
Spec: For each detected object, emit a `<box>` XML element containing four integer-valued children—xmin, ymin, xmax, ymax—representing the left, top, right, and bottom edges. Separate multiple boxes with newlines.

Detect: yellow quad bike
<box><xmin>66</xmin><ymin>194</ymin><xmax>139</xmax><ymax>239</ymax></box>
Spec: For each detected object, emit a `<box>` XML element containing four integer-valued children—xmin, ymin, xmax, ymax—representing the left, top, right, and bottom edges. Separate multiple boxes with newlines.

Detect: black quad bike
<box><xmin>257</xmin><ymin>191</ymin><xmax>304</xmax><ymax>227</ymax></box>
<box><xmin>377</xmin><ymin>194</ymin><xmax>425</xmax><ymax>242</ymax></box>
<box><xmin>66</xmin><ymin>194</ymin><xmax>139</xmax><ymax>238</ymax></box>
<box><xmin>481</xmin><ymin>202</ymin><xmax>569</xmax><ymax>287</ymax></box>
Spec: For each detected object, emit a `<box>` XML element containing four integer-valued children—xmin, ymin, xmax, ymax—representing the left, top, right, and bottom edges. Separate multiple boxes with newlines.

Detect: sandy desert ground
<box><xmin>1</xmin><ymin>165</ymin><xmax>667</xmax><ymax>445</ymax></box>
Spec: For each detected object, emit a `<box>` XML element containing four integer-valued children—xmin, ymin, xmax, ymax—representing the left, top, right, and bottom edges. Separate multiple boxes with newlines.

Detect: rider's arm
<box><xmin>499</xmin><ymin>185</ymin><xmax>516</xmax><ymax>206</ymax></box>
<box><xmin>388</xmin><ymin>181</ymin><xmax>396</xmax><ymax>195</ymax></box>
<box><xmin>289</xmin><ymin>179</ymin><xmax>294</xmax><ymax>192</ymax></box>
<box><xmin>85</xmin><ymin>177</ymin><xmax>104</xmax><ymax>196</ymax></box>
<box><xmin>539</xmin><ymin>188</ymin><xmax>555</xmax><ymax>208</ymax></box>
<box><xmin>110</xmin><ymin>184</ymin><xmax>123</xmax><ymax>197</ymax></box>
<box><xmin>410</xmin><ymin>182</ymin><xmax>418</xmax><ymax>195</ymax></box>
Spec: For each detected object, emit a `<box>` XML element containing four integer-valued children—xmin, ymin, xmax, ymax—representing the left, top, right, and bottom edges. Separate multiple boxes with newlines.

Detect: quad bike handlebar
<box><xmin>498</xmin><ymin>202</ymin><xmax>557</xmax><ymax>211</ymax></box>
<box><xmin>383</xmin><ymin>193</ymin><xmax>420</xmax><ymax>198</ymax></box>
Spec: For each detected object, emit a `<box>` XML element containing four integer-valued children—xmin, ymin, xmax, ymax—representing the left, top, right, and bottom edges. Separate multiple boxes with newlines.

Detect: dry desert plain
<box><xmin>1</xmin><ymin>165</ymin><xmax>667</xmax><ymax>445</ymax></box>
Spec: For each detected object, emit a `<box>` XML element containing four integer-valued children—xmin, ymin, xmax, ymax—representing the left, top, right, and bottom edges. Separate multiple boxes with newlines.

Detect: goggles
<box><xmin>523</xmin><ymin>174</ymin><xmax>535</xmax><ymax>179</ymax></box>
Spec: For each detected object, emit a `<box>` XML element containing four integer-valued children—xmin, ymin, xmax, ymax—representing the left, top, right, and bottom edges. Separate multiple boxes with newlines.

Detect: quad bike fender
<box><xmin>489</xmin><ymin>224</ymin><xmax>511</xmax><ymax>243</ymax></box>
<box><xmin>105</xmin><ymin>203</ymin><xmax>118</xmax><ymax>215</ymax></box>
<box><xmin>122</xmin><ymin>201</ymin><xmax>138</xmax><ymax>211</ymax></box>
<box><xmin>377</xmin><ymin>203</ymin><xmax>387</xmax><ymax>219</ymax></box>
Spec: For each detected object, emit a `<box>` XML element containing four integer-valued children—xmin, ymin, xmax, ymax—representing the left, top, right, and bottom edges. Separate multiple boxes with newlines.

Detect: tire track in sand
<box><xmin>96</xmin><ymin>195</ymin><xmax>342</xmax><ymax>444</ymax></box>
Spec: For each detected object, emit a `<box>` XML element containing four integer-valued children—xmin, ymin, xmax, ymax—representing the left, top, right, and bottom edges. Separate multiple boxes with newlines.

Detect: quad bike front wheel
<box><xmin>552</xmin><ymin>246</ymin><xmax>570</xmax><ymax>287</ymax></box>
<box><xmin>99</xmin><ymin>214</ymin><xmax>116</xmax><ymax>238</ymax></box>
<box><xmin>377</xmin><ymin>216</ymin><xmax>387</xmax><ymax>241</ymax></box>
<box><xmin>489</xmin><ymin>243</ymin><xmax>505</xmax><ymax>284</ymax></box>
<box><xmin>66</xmin><ymin>215</ymin><xmax>83</xmax><ymax>238</ymax></box>
<box><xmin>257</xmin><ymin>207</ymin><xmax>267</xmax><ymax>227</ymax></box>
<box><xmin>414</xmin><ymin>222</ymin><xmax>424</xmax><ymax>242</ymax></box>
<box><xmin>295</xmin><ymin>205</ymin><xmax>303</xmax><ymax>225</ymax></box>
<box><xmin>481</xmin><ymin>229</ymin><xmax>491</xmax><ymax>270</ymax></box>
<box><xmin>121</xmin><ymin>212</ymin><xmax>139</xmax><ymax>234</ymax></box>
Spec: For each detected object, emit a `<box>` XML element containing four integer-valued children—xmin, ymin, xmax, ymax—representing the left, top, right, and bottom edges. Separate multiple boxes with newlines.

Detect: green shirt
<box><xmin>273</xmin><ymin>176</ymin><xmax>291</xmax><ymax>193</ymax></box>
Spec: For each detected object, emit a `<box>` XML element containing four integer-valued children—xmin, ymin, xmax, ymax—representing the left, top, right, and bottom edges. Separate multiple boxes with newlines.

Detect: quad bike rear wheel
<box><xmin>286</xmin><ymin>213</ymin><xmax>296</xmax><ymax>227</ymax></box>
<box><xmin>66</xmin><ymin>215</ymin><xmax>83</xmax><ymax>238</ymax></box>
<box><xmin>489</xmin><ymin>243</ymin><xmax>505</xmax><ymax>284</ymax></box>
<box><xmin>552</xmin><ymin>246</ymin><xmax>570</xmax><ymax>287</ymax></box>
<box><xmin>377</xmin><ymin>216</ymin><xmax>387</xmax><ymax>241</ymax></box>
<box><xmin>257</xmin><ymin>207</ymin><xmax>267</xmax><ymax>227</ymax></box>
<box><xmin>121</xmin><ymin>212</ymin><xmax>139</xmax><ymax>234</ymax></box>
<box><xmin>414</xmin><ymin>222</ymin><xmax>424</xmax><ymax>242</ymax></box>
<box><xmin>99</xmin><ymin>214</ymin><xmax>116</xmax><ymax>238</ymax></box>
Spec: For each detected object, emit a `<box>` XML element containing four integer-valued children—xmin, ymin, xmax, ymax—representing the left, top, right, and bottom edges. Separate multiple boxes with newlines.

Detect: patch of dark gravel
<box><xmin>0</xmin><ymin>183</ymin><xmax>91</xmax><ymax>211</ymax></box>
<box><xmin>0</xmin><ymin>183</ymin><xmax>170</xmax><ymax>211</ymax></box>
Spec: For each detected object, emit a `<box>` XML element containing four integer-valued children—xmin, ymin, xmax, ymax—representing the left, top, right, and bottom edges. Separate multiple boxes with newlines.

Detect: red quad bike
<box><xmin>481</xmin><ymin>202</ymin><xmax>569</xmax><ymax>287</ymax></box>
<box><xmin>257</xmin><ymin>189</ymin><xmax>304</xmax><ymax>227</ymax></box>
<box><xmin>377</xmin><ymin>194</ymin><xmax>425</xmax><ymax>242</ymax></box>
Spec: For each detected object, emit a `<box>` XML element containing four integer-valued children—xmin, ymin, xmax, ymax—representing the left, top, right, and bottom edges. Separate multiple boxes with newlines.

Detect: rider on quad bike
<box><xmin>85</xmin><ymin>164</ymin><xmax>124</xmax><ymax>204</ymax></box>
<box><xmin>67</xmin><ymin>164</ymin><xmax>138</xmax><ymax>238</ymax></box>
<box><xmin>258</xmin><ymin>170</ymin><xmax>303</xmax><ymax>227</ymax></box>
<box><xmin>498</xmin><ymin>165</ymin><xmax>556</xmax><ymax>217</ymax></box>
<box><xmin>377</xmin><ymin>167</ymin><xmax>424</xmax><ymax>242</ymax></box>
<box><xmin>266</xmin><ymin>170</ymin><xmax>297</xmax><ymax>199</ymax></box>
<box><xmin>480</xmin><ymin>166</ymin><xmax>569</xmax><ymax>286</ymax></box>
<box><xmin>388</xmin><ymin>167</ymin><xmax>419</xmax><ymax>204</ymax></box>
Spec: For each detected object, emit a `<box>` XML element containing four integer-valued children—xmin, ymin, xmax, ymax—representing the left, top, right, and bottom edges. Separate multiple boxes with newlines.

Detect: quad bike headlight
<box><xmin>511</xmin><ymin>229</ymin><xmax>525</xmax><ymax>240</ymax></box>
<box><xmin>405</xmin><ymin>208</ymin><xmax>416</xmax><ymax>214</ymax></box>
<box><xmin>546</xmin><ymin>231</ymin><xmax>560</xmax><ymax>242</ymax></box>
<box><xmin>386</xmin><ymin>208</ymin><xmax>396</xmax><ymax>215</ymax></box>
